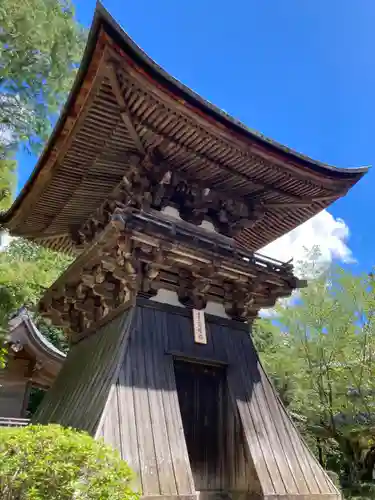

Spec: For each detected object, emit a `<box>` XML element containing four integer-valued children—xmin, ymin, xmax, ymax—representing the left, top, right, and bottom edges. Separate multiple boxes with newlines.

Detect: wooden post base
<box><xmin>34</xmin><ymin>300</ymin><xmax>341</xmax><ymax>500</ymax></box>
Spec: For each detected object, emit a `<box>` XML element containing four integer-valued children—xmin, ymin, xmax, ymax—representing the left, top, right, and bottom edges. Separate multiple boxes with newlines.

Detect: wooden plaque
<box><xmin>192</xmin><ymin>309</ymin><xmax>207</xmax><ymax>344</ymax></box>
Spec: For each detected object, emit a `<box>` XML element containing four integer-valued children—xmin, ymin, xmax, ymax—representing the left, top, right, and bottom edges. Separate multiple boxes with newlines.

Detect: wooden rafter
<box><xmin>264</xmin><ymin>196</ymin><xmax>339</xmax><ymax>210</ymax></box>
<box><xmin>115</xmin><ymin>106</ymin><xmax>340</xmax><ymax>204</ymax></box>
<box><xmin>7</xmin><ymin>46</ymin><xmax>109</xmax><ymax>231</ymax></box>
<box><xmin>150</xmin><ymin>154</ymin><xmax>341</xmax><ymax>208</ymax></box>
<box><xmin>1</xmin><ymin>10</ymin><xmax>366</xmax><ymax>256</ymax></box>
<box><xmin>66</xmin><ymin>148</ymin><xmax>343</xmax><ymax>250</ymax></box>
<box><xmin>106</xmin><ymin>63</ymin><xmax>146</xmax><ymax>156</ymax></box>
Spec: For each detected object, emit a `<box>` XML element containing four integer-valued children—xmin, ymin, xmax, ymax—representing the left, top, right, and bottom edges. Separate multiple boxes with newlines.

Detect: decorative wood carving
<box><xmin>72</xmin><ymin>154</ymin><xmax>269</xmax><ymax>247</ymax></box>
<box><xmin>40</xmin><ymin>209</ymin><xmax>304</xmax><ymax>339</ymax></box>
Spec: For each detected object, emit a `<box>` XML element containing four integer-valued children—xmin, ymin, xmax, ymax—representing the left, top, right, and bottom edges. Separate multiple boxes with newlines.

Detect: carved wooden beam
<box><xmin>40</xmin><ymin>209</ymin><xmax>304</xmax><ymax>338</ymax></box>
<box><xmin>40</xmin><ymin>260</ymin><xmax>298</xmax><ymax>338</ymax></box>
<box><xmin>72</xmin><ymin>163</ymin><xmax>270</xmax><ymax>246</ymax></box>
<box><xmin>72</xmin><ymin>145</ymin><xmax>338</xmax><ymax>251</ymax></box>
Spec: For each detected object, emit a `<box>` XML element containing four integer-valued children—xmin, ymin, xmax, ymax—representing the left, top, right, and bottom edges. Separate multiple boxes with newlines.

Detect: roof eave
<box><xmin>9</xmin><ymin>312</ymin><xmax>66</xmax><ymax>362</ymax></box>
<box><xmin>0</xmin><ymin>5</ymin><xmax>104</xmax><ymax>225</ymax></box>
<box><xmin>94</xmin><ymin>3</ymin><xmax>369</xmax><ymax>179</ymax></box>
<box><xmin>0</xmin><ymin>2</ymin><xmax>368</xmax><ymax>228</ymax></box>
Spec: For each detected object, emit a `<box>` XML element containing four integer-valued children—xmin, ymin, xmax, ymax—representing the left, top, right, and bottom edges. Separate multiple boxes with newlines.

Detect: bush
<box><xmin>0</xmin><ymin>424</ymin><xmax>139</xmax><ymax>499</ymax></box>
<box><xmin>343</xmin><ymin>483</ymin><xmax>375</xmax><ymax>499</ymax></box>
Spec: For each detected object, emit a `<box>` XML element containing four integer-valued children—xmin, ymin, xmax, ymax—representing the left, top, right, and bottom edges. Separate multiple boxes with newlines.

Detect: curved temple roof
<box><xmin>7</xmin><ymin>309</ymin><xmax>66</xmax><ymax>388</ymax></box>
<box><xmin>0</xmin><ymin>3</ymin><xmax>367</xmax><ymax>253</ymax></box>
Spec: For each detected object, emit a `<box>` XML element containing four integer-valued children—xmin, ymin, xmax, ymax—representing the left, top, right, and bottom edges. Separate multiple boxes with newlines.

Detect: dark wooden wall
<box><xmin>35</xmin><ymin>299</ymin><xmax>340</xmax><ymax>499</ymax></box>
<box><xmin>211</xmin><ymin>318</ymin><xmax>339</xmax><ymax>499</ymax></box>
<box><xmin>34</xmin><ymin>310</ymin><xmax>133</xmax><ymax>432</ymax></box>
<box><xmin>96</xmin><ymin>303</ymin><xmax>195</xmax><ymax>497</ymax></box>
<box><xmin>0</xmin><ymin>360</ymin><xmax>30</xmax><ymax>418</ymax></box>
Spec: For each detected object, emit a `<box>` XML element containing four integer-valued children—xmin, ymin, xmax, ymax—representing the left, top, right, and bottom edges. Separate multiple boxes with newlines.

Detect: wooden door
<box><xmin>174</xmin><ymin>360</ymin><xmax>225</xmax><ymax>491</ymax></box>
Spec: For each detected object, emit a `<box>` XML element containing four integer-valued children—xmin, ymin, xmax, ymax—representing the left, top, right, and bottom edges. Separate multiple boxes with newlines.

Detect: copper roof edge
<box><xmin>8</xmin><ymin>309</ymin><xmax>66</xmax><ymax>362</ymax></box>
<box><xmin>0</xmin><ymin>2</ymin><xmax>368</xmax><ymax>225</ymax></box>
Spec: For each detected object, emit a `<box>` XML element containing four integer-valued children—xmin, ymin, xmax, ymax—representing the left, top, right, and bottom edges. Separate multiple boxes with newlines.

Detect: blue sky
<box><xmin>17</xmin><ymin>0</ymin><xmax>375</xmax><ymax>271</ymax></box>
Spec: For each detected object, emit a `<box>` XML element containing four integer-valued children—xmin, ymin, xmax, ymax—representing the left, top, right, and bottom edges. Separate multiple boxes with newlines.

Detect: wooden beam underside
<box><xmin>4</xmin><ymin>45</ymin><xmax>359</xmax><ymax>255</ymax></box>
<box><xmin>38</xmin><ymin>209</ymin><xmax>303</xmax><ymax>338</ymax></box>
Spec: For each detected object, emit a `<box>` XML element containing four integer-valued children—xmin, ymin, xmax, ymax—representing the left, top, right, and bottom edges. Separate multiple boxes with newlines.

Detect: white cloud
<box><xmin>259</xmin><ymin>210</ymin><xmax>353</xmax><ymax>278</ymax></box>
<box><xmin>258</xmin><ymin>210</ymin><xmax>352</xmax><ymax>316</ymax></box>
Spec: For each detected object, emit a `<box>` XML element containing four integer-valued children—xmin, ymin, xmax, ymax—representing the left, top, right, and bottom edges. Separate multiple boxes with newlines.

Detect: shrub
<box><xmin>0</xmin><ymin>424</ymin><xmax>139</xmax><ymax>499</ymax></box>
<box><xmin>343</xmin><ymin>482</ymin><xmax>375</xmax><ymax>499</ymax></box>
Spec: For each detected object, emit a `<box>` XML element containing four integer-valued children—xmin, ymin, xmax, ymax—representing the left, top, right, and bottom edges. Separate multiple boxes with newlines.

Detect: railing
<box><xmin>124</xmin><ymin>209</ymin><xmax>297</xmax><ymax>275</ymax></box>
<box><xmin>0</xmin><ymin>417</ymin><xmax>30</xmax><ymax>427</ymax></box>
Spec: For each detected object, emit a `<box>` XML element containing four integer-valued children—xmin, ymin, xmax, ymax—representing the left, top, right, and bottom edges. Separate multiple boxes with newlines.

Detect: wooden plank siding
<box><xmin>35</xmin><ymin>299</ymin><xmax>340</xmax><ymax>499</ymax></box>
<box><xmin>226</xmin><ymin>391</ymin><xmax>262</xmax><ymax>496</ymax></box>
<box><xmin>0</xmin><ymin>359</ymin><xmax>31</xmax><ymax>418</ymax></box>
<box><xmin>0</xmin><ymin>381</ymin><xmax>29</xmax><ymax>419</ymax></box>
<box><xmin>208</xmin><ymin>319</ymin><xmax>340</xmax><ymax>499</ymax></box>
<box><xmin>97</xmin><ymin>305</ymin><xmax>196</xmax><ymax>497</ymax></box>
<box><xmin>33</xmin><ymin>308</ymin><xmax>134</xmax><ymax>433</ymax></box>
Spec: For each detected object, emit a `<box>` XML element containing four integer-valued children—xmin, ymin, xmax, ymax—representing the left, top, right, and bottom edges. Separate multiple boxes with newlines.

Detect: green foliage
<box><xmin>34</xmin><ymin>314</ymin><xmax>69</xmax><ymax>352</ymax></box>
<box><xmin>0</xmin><ymin>238</ymin><xmax>72</xmax><ymax>364</ymax></box>
<box><xmin>0</xmin><ymin>424</ymin><xmax>139</xmax><ymax>499</ymax></box>
<box><xmin>26</xmin><ymin>387</ymin><xmax>47</xmax><ymax>417</ymax></box>
<box><xmin>0</xmin><ymin>238</ymin><xmax>72</xmax><ymax>308</ymax></box>
<box><xmin>0</xmin><ymin>0</ymin><xmax>86</xmax><ymax>155</ymax></box>
<box><xmin>253</xmin><ymin>318</ymin><xmax>296</xmax><ymax>407</ymax></box>
<box><xmin>0</xmin><ymin>159</ymin><xmax>16</xmax><ymax>210</ymax></box>
<box><xmin>0</xmin><ymin>0</ymin><xmax>83</xmax><ymax>355</ymax></box>
<box><xmin>343</xmin><ymin>483</ymin><xmax>375</xmax><ymax>499</ymax></box>
<box><xmin>253</xmin><ymin>259</ymin><xmax>375</xmax><ymax>484</ymax></box>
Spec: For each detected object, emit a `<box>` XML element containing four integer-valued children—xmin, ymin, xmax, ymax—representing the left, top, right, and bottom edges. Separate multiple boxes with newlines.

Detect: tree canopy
<box><xmin>0</xmin><ymin>0</ymin><xmax>85</xmax><ymax>156</ymax></box>
<box><xmin>0</xmin><ymin>159</ymin><xmax>16</xmax><ymax>210</ymax></box>
<box><xmin>253</xmin><ymin>261</ymin><xmax>375</xmax><ymax>491</ymax></box>
<box><xmin>0</xmin><ymin>0</ymin><xmax>83</xmax><ymax>365</ymax></box>
<box><xmin>0</xmin><ymin>238</ymin><xmax>72</xmax><ymax>366</ymax></box>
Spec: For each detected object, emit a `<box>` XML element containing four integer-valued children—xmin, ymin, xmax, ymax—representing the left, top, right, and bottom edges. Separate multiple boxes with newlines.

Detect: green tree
<box><xmin>0</xmin><ymin>238</ymin><xmax>72</xmax><ymax>311</ymax></box>
<box><xmin>253</xmin><ymin>264</ymin><xmax>375</xmax><ymax>485</ymax></box>
<box><xmin>0</xmin><ymin>238</ymin><xmax>72</xmax><ymax>366</ymax></box>
<box><xmin>0</xmin><ymin>0</ymin><xmax>84</xmax><ymax>364</ymax></box>
<box><xmin>0</xmin><ymin>159</ymin><xmax>16</xmax><ymax>210</ymax></box>
<box><xmin>0</xmin><ymin>424</ymin><xmax>139</xmax><ymax>499</ymax></box>
<box><xmin>0</xmin><ymin>0</ymin><xmax>85</xmax><ymax>156</ymax></box>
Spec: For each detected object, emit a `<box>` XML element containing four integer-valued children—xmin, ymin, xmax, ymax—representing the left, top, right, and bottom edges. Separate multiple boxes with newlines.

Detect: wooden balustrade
<box><xmin>0</xmin><ymin>417</ymin><xmax>30</xmax><ymax>427</ymax></box>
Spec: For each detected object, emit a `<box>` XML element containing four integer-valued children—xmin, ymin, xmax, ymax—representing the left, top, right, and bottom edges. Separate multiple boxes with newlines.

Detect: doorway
<box><xmin>174</xmin><ymin>359</ymin><xmax>226</xmax><ymax>491</ymax></box>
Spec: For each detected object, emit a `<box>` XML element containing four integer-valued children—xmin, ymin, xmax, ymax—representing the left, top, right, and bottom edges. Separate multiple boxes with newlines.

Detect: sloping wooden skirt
<box><xmin>34</xmin><ymin>300</ymin><xmax>341</xmax><ymax>500</ymax></box>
